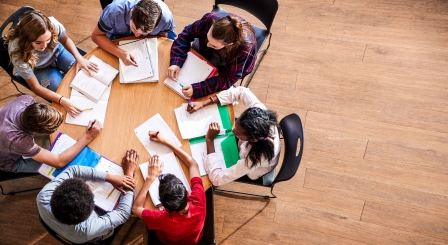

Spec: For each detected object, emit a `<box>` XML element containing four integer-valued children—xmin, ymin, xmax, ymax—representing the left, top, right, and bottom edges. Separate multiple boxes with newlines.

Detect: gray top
<box><xmin>37</xmin><ymin>165</ymin><xmax>134</xmax><ymax>244</ymax></box>
<box><xmin>0</xmin><ymin>95</ymin><xmax>40</xmax><ymax>171</ymax></box>
<box><xmin>8</xmin><ymin>17</ymin><xmax>67</xmax><ymax>80</ymax></box>
<box><xmin>98</xmin><ymin>0</ymin><xmax>174</xmax><ymax>40</ymax></box>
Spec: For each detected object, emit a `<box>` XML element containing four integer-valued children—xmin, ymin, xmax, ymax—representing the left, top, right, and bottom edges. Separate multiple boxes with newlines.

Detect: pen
<box><xmin>47</xmin><ymin>168</ymin><xmax>55</xmax><ymax>176</ymax></box>
<box><xmin>88</xmin><ymin>120</ymin><xmax>96</xmax><ymax>130</ymax></box>
<box><xmin>106</xmin><ymin>188</ymin><xmax>114</xmax><ymax>199</ymax></box>
<box><xmin>155</xmin><ymin>131</ymin><xmax>159</xmax><ymax>137</ymax></box>
<box><xmin>178</xmin><ymin>82</ymin><xmax>184</xmax><ymax>88</ymax></box>
<box><xmin>186</xmin><ymin>99</ymin><xmax>194</xmax><ymax>108</ymax></box>
<box><xmin>83</xmin><ymin>108</ymin><xmax>93</xmax><ymax>111</ymax></box>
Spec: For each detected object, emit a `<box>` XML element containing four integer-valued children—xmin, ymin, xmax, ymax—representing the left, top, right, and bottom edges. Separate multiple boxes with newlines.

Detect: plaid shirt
<box><xmin>170</xmin><ymin>12</ymin><xmax>257</xmax><ymax>98</ymax></box>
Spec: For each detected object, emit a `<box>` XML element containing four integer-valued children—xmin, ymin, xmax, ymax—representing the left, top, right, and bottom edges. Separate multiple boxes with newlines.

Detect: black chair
<box><xmin>147</xmin><ymin>188</ymin><xmax>216</xmax><ymax>245</ymax></box>
<box><xmin>0</xmin><ymin>6</ymin><xmax>87</xmax><ymax>95</ymax></box>
<box><xmin>214</xmin><ymin>113</ymin><xmax>304</xmax><ymax>198</ymax></box>
<box><xmin>99</xmin><ymin>0</ymin><xmax>113</xmax><ymax>10</ymax></box>
<box><xmin>0</xmin><ymin>171</ymin><xmax>43</xmax><ymax>195</ymax></box>
<box><xmin>211</xmin><ymin>0</ymin><xmax>278</xmax><ymax>87</ymax></box>
<box><xmin>39</xmin><ymin>215</ymin><xmax>123</xmax><ymax>245</ymax></box>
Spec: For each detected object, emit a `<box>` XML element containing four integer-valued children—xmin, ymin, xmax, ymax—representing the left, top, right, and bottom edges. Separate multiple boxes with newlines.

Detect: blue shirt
<box><xmin>98</xmin><ymin>0</ymin><xmax>174</xmax><ymax>40</ymax></box>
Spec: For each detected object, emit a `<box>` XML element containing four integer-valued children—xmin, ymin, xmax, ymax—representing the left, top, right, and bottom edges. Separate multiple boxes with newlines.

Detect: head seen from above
<box><xmin>130</xmin><ymin>0</ymin><xmax>162</xmax><ymax>37</ymax></box>
<box><xmin>207</xmin><ymin>15</ymin><xmax>244</xmax><ymax>50</ymax></box>
<box><xmin>50</xmin><ymin>178</ymin><xmax>95</xmax><ymax>225</ymax></box>
<box><xmin>21</xmin><ymin>102</ymin><xmax>63</xmax><ymax>134</ymax></box>
<box><xmin>158</xmin><ymin>173</ymin><xmax>189</xmax><ymax>213</ymax></box>
<box><xmin>4</xmin><ymin>10</ymin><xmax>58</xmax><ymax>68</ymax></box>
<box><xmin>235</xmin><ymin>107</ymin><xmax>280</xmax><ymax>168</ymax></box>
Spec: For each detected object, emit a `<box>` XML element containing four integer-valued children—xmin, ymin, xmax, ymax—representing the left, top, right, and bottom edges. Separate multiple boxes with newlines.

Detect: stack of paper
<box><xmin>119</xmin><ymin>38</ymin><xmax>159</xmax><ymax>83</ymax></box>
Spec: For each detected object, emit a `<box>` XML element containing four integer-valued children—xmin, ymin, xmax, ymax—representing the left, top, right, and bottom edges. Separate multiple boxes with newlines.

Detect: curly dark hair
<box><xmin>50</xmin><ymin>178</ymin><xmax>95</xmax><ymax>225</ymax></box>
<box><xmin>239</xmin><ymin>107</ymin><xmax>281</xmax><ymax>168</ymax></box>
<box><xmin>158</xmin><ymin>174</ymin><xmax>188</xmax><ymax>212</ymax></box>
<box><xmin>132</xmin><ymin>0</ymin><xmax>162</xmax><ymax>32</ymax></box>
<box><xmin>21</xmin><ymin>102</ymin><xmax>63</xmax><ymax>134</ymax></box>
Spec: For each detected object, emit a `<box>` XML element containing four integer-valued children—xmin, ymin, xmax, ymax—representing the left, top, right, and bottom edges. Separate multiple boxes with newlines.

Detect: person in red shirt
<box><xmin>132</xmin><ymin>131</ymin><xmax>206</xmax><ymax>245</ymax></box>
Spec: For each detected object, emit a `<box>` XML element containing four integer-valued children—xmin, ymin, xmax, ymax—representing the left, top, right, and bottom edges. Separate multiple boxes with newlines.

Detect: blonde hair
<box><xmin>4</xmin><ymin>10</ymin><xmax>59</xmax><ymax>69</ymax></box>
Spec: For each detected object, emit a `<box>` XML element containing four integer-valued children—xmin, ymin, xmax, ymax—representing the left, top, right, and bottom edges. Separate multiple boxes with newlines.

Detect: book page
<box><xmin>119</xmin><ymin>39</ymin><xmax>154</xmax><ymax>82</ymax></box>
<box><xmin>70</xmin><ymin>70</ymin><xmax>107</xmax><ymax>102</ymax></box>
<box><xmin>164</xmin><ymin>51</ymin><xmax>214</xmax><ymax>99</ymax></box>
<box><xmin>86</xmin><ymin>157</ymin><xmax>124</xmax><ymax>212</ymax></box>
<box><xmin>65</xmin><ymin>88</ymin><xmax>109</xmax><ymax>127</ymax></box>
<box><xmin>88</xmin><ymin>55</ymin><xmax>119</xmax><ymax>86</ymax></box>
<box><xmin>37</xmin><ymin>133</ymin><xmax>77</xmax><ymax>179</ymax></box>
<box><xmin>189</xmin><ymin>137</ymin><xmax>227</xmax><ymax>176</ymax></box>
<box><xmin>134</xmin><ymin>113</ymin><xmax>182</xmax><ymax>156</ymax></box>
<box><xmin>139</xmin><ymin>152</ymin><xmax>191</xmax><ymax>207</ymax></box>
<box><xmin>119</xmin><ymin>38</ymin><xmax>159</xmax><ymax>83</ymax></box>
<box><xmin>174</xmin><ymin>103</ymin><xmax>224</xmax><ymax>139</ymax></box>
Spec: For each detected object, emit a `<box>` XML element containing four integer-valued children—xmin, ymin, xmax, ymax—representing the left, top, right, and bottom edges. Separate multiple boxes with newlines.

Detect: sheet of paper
<box><xmin>174</xmin><ymin>103</ymin><xmax>224</xmax><ymax>139</ymax></box>
<box><xmin>88</xmin><ymin>55</ymin><xmax>118</xmax><ymax>85</ymax></box>
<box><xmin>164</xmin><ymin>51</ymin><xmax>213</xmax><ymax>99</ymax></box>
<box><xmin>65</xmin><ymin>88</ymin><xmax>109</xmax><ymax>127</ymax></box>
<box><xmin>37</xmin><ymin>134</ymin><xmax>77</xmax><ymax>179</ymax></box>
<box><xmin>119</xmin><ymin>39</ymin><xmax>154</xmax><ymax>82</ymax></box>
<box><xmin>134</xmin><ymin>113</ymin><xmax>182</xmax><ymax>156</ymax></box>
<box><xmin>189</xmin><ymin>137</ymin><xmax>227</xmax><ymax>176</ymax></box>
<box><xmin>86</xmin><ymin>157</ymin><xmax>124</xmax><ymax>212</ymax></box>
<box><xmin>119</xmin><ymin>39</ymin><xmax>159</xmax><ymax>83</ymax></box>
<box><xmin>139</xmin><ymin>152</ymin><xmax>191</xmax><ymax>207</ymax></box>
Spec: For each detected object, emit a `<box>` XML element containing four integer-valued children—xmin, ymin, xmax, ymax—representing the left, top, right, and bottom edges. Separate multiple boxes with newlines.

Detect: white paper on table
<box><xmin>119</xmin><ymin>39</ymin><xmax>159</xmax><ymax>83</ymax></box>
<box><xmin>86</xmin><ymin>157</ymin><xmax>124</xmax><ymax>212</ymax></box>
<box><xmin>37</xmin><ymin>134</ymin><xmax>77</xmax><ymax>179</ymax></box>
<box><xmin>134</xmin><ymin>113</ymin><xmax>182</xmax><ymax>156</ymax></box>
<box><xmin>139</xmin><ymin>152</ymin><xmax>191</xmax><ymax>207</ymax></box>
<box><xmin>189</xmin><ymin>137</ymin><xmax>227</xmax><ymax>176</ymax></box>
<box><xmin>65</xmin><ymin>87</ymin><xmax>110</xmax><ymax>127</ymax></box>
<box><xmin>174</xmin><ymin>103</ymin><xmax>225</xmax><ymax>139</ymax></box>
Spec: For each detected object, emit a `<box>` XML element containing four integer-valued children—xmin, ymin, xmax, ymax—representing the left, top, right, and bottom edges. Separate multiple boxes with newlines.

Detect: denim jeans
<box><xmin>13</xmin><ymin>157</ymin><xmax>42</xmax><ymax>173</ymax></box>
<box><xmin>34</xmin><ymin>43</ymin><xmax>75</xmax><ymax>92</ymax></box>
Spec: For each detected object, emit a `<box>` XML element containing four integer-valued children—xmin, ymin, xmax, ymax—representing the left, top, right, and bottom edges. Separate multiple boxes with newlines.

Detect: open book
<box><xmin>70</xmin><ymin>55</ymin><xmax>118</xmax><ymax>103</ymax></box>
<box><xmin>139</xmin><ymin>152</ymin><xmax>191</xmax><ymax>207</ymax></box>
<box><xmin>119</xmin><ymin>38</ymin><xmax>158</xmax><ymax>83</ymax></box>
<box><xmin>164</xmin><ymin>51</ymin><xmax>217</xmax><ymax>99</ymax></box>
<box><xmin>37</xmin><ymin>133</ymin><xmax>123</xmax><ymax>212</ymax></box>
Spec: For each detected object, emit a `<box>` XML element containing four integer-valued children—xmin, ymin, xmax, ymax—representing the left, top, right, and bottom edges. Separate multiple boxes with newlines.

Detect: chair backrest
<box><xmin>272</xmin><ymin>113</ymin><xmax>304</xmax><ymax>185</ymax></box>
<box><xmin>213</xmin><ymin>0</ymin><xmax>278</xmax><ymax>31</ymax></box>
<box><xmin>0</xmin><ymin>6</ymin><xmax>34</xmax><ymax>77</ymax></box>
<box><xmin>0</xmin><ymin>171</ymin><xmax>40</xmax><ymax>182</ymax></box>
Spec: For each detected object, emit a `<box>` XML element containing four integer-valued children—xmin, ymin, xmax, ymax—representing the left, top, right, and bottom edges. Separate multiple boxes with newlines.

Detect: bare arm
<box><xmin>59</xmin><ymin>35</ymin><xmax>99</xmax><ymax>76</ymax></box>
<box><xmin>91</xmin><ymin>26</ymin><xmax>137</xmax><ymax>66</ymax></box>
<box><xmin>31</xmin><ymin>120</ymin><xmax>101</xmax><ymax>168</ymax></box>
<box><xmin>132</xmin><ymin>155</ymin><xmax>163</xmax><ymax>218</ymax></box>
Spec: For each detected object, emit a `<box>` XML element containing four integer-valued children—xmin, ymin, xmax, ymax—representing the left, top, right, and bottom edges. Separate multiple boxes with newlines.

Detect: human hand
<box><xmin>186</xmin><ymin>101</ymin><xmax>205</xmax><ymax>114</ymax></box>
<box><xmin>166</xmin><ymin>65</ymin><xmax>180</xmax><ymax>81</ymax></box>
<box><xmin>181</xmin><ymin>85</ymin><xmax>193</xmax><ymax>98</ymax></box>
<box><xmin>148</xmin><ymin>131</ymin><xmax>169</xmax><ymax>145</ymax></box>
<box><xmin>107</xmin><ymin>174</ymin><xmax>135</xmax><ymax>194</ymax></box>
<box><xmin>76</xmin><ymin>57</ymin><xmax>99</xmax><ymax>76</ymax></box>
<box><xmin>119</xmin><ymin>51</ymin><xmax>138</xmax><ymax>67</ymax></box>
<box><xmin>121</xmin><ymin>149</ymin><xmax>139</xmax><ymax>176</ymax></box>
<box><xmin>60</xmin><ymin>97</ymin><xmax>82</xmax><ymax>117</ymax></box>
<box><xmin>147</xmin><ymin>155</ymin><xmax>164</xmax><ymax>181</ymax></box>
<box><xmin>85</xmin><ymin>119</ymin><xmax>102</xmax><ymax>140</ymax></box>
<box><xmin>206</xmin><ymin>122</ymin><xmax>220</xmax><ymax>141</ymax></box>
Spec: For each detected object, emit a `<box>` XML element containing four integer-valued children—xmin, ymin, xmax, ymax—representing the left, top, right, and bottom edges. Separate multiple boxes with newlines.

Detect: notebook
<box><xmin>65</xmin><ymin>86</ymin><xmax>111</xmax><ymax>127</ymax></box>
<box><xmin>119</xmin><ymin>38</ymin><xmax>158</xmax><ymax>83</ymax></box>
<box><xmin>139</xmin><ymin>152</ymin><xmax>191</xmax><ymax>207</ymax></box>
<box><xmin>37</xmin><ymin>133</ymin><xmax>123</xmax><ymax>212</ymax></box>
<box><xmin>134</xmin><ymin>113</ymin><xmax>182</xmax><ymax>156</ymax></box>
<box><xmin>70</xmin><ymin>55</ymin><xmax>118</xmax><ymax>103</ymax></box>
<box><xmin>164</xmin><ymin>50</ymin><xmax>217</xmax><ymax>99</ymax></box>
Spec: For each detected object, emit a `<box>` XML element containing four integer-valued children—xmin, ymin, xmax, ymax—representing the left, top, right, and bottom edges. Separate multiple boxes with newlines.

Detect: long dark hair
<box><xmin>211</xmin><ymin>15</ymin><xmax>255</xmax><ymax>63</ymax></box>
<box><xmin>239</xmin><ymin>107</ymin><xmax>281</xmax><ymax>168</ymax></box>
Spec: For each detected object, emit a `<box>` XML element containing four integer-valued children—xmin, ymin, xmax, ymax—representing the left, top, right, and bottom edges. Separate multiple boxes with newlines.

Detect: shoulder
<box><xmin>141</xmin><ymin>208</ymin><xmax>164</xmax><ymax>220</ymax></box>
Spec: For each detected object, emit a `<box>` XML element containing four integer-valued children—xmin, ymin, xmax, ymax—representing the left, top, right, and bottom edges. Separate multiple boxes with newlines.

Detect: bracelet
<box><xmin>58</xmin><ymin>96</ymin><xmax>63</xmax><ymax>104</ymax></box>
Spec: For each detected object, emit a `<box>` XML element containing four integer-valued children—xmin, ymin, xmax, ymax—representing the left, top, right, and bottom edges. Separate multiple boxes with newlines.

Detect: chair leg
<box><xmin>0</xmin><ymin>184</ymin><xmax>42</xmax><ymax>195</ymax></box>
<box><xmin>10</xmin><ymin>79</ymin><xmax>26</xmax><ymax>95</ymax></box>
<box><xmin>243</xmin><ymin>33</ymin><xmax>273</xmax><ymax>88</ymax></box>
<box><xmin>213</xmin><ymin>186</ymin><xmax>276</xmax><ymax>199</ymax></box>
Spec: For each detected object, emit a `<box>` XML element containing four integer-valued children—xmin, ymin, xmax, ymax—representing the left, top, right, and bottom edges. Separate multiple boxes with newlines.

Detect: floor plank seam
<box><xmin>363</xmin><ymin>139</ymin><xmax>369</xmax><ymax>160</ymax></box>
<box><xmin>360</xmin><ymin>200</ymin><xmax>366</xmax><ymax>221</ymax></box>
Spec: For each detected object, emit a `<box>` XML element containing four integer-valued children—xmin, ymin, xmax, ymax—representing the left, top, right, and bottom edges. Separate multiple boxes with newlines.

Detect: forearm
<box><xmin>56</xmin><ymin>134</ymin><xmax>93</xmax><ymax>166</ymax></box>
<box><xmin>27</xmin><ymin>77</ymin><xmax>63</xmax><ymax>103</ymax></box>
<box><xmin>61</xmin><ymin>37</ymin><xmax>84</xmax><ymax>61</ymax></box>
<box><xmin>92</xmin><ymin>34</ymin><xmax>125</xmax><ymax>59</ymax></box>
<box><xmin>206</xmin><ymin>139</ymin><xmax>215</xmax><ymax>154</ymax></box>
<box><xmin>163</xmin><ymin>140</ymin><xmax>197</xmax><ymax>169</ymax></box>
<box><xmin>132</xmin><ymin>176</ymin><xmax>156</xmax><ymax>216</ymax></box>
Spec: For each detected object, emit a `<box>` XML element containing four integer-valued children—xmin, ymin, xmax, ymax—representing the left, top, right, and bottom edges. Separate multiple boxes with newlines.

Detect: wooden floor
<box><xmin>1</xmin><ymin>0</ymin><xmax>448</xmax><ymax>244</ymax></box>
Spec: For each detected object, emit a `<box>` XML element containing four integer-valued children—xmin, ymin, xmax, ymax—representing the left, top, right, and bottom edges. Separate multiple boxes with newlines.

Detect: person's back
<box><xmin>133</xmin><ymin>133</ymin><xmax>206</xmax><ymax>245</ymax></box>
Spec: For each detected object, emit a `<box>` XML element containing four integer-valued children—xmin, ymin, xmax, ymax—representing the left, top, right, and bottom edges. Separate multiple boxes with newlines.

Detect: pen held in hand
<box><xmin>186</xmin><ymin>99</ymin><xmax>194</xmax><ymax>108</ymax></box>
<box><xmin>88</xmin><ymin>120</ymin><xmax>96</xmax><ymax>130</ymax></box>
<box><xmin>154</xmin><ymin>131</ymin><xmax>159</xmax><ymax>137</ymax></box>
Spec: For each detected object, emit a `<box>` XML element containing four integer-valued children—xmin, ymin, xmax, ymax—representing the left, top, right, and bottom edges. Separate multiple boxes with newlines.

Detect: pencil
<box><xmin>83</xmin><ymin>108</ymin><xmax>93</xmax><ymax>111</ymax></box>
<box><xmin>155</xmin><ymin>131</ymin><xmax>159</xmax><ymax>137</ymax></box>
<box><xmin>88</xmin><ymin>120</ymin><xmax>96</xmax><ymax>130</ymax></box>
<box><xmin>106</xmin><ymin>188</ymin><xmax>114</xmax><ymax>199</ymax></box>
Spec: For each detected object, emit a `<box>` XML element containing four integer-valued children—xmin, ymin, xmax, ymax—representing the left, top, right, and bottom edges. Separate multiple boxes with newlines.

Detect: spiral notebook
<box><xmin>163</xmin><ymin>50</ymin><xmax>217</xmax><ymax>99</ymax></box>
